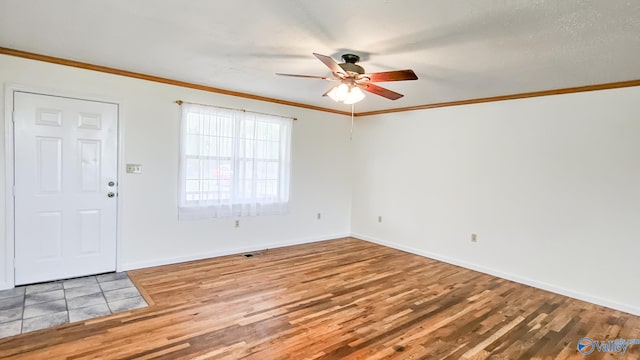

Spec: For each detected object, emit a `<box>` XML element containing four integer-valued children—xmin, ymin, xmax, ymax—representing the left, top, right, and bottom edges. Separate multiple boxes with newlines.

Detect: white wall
<box><xmin>0</xmin><ymin>54</ymin><xmax>352</xmax><ymax>288</ymax></box>
<box><xmin>351</xmin><ymin>86</ymin><xmax>640</xmax><ymax>315</ymax></box>
<box><xmin>2</xmin><ymin>53</ymin><xmax>638</xmax><ymax>316</ymax></box>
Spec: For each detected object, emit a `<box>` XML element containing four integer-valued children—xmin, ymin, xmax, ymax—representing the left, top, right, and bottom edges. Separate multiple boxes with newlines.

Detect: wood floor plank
<box><xmin>0</xmin><ymin>237</ymin><xmax>639</xmax><ymax>359</ymax></box>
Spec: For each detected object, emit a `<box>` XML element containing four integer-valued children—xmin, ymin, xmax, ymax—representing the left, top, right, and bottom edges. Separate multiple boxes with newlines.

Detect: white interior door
<box><xmin>13</xmin><ymin>91</ymin><xmax>118</xmax><ymax>285</ymax></box>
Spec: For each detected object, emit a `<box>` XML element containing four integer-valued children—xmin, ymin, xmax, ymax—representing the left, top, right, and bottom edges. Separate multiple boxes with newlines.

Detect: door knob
<box><xmin>107</xmin><ymin>192</ymin><xmax>115</xmax><ymax>198</ymax></box>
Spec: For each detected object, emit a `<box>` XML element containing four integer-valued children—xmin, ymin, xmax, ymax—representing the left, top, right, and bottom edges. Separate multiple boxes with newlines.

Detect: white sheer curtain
<box><xmin>178</xmin><ymin>103</ymin><xmax>292</xmax><ymax>220</ymax></box>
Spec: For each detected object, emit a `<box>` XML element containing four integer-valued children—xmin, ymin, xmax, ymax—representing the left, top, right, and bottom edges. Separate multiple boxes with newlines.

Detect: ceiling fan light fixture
<box><xmin>327</xmin><ymin>83</ymin><xmax>350</xmax><ymax>102</ymax></box>
<box><xmin>328</xmin><ymin>83</ymin><xmax>365</xmax><ymax>104</ymax></box>
<box><xmin>343</xmin><ymin>86</ymin><xmax>365</xmax><ymax>104</ymax></box>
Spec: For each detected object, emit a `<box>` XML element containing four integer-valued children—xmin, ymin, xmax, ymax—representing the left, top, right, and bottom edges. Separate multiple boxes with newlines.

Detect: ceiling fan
<box><xmin>277</xmin><ymin>53</ymin><xmax>418</xmax><ymax>104</ymax></box>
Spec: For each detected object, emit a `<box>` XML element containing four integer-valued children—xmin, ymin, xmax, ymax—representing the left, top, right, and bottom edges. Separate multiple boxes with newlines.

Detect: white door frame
<box><xmin>3</xmin><ymin>83</ymin><xmax>125</xmax><ymax>289</ymax></box>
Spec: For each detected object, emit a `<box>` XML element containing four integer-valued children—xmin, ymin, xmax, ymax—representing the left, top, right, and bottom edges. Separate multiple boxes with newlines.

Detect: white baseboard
<box><xmin>351</xmin><ymin>233</ymin><xmax>640</xmax><ymax>317</ymax></box>
<box><xmin>0</xmin><ymin>281</ymin><xmax>11</xmax><ymax>291</ymax></box>
<box><xmin>119</xmin><ymin>233</ymin><xmax>350</xmax><ymax>272</ymax></box>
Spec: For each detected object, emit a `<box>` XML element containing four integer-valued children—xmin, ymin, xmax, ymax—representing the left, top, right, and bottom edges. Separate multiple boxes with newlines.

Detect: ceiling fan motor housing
<box><xmin>339</xmin><ymin>54</ymin><xmax>365</xmax><ymax>74</ymax></box>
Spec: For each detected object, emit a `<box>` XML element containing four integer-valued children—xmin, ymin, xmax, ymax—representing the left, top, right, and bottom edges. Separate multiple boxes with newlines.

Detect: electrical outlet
<box><xmin>317</xmin><ymin>212</ymin><xmax>321</xmax><ymax>220</ymax></box>
<box><xmin>378</xmin><ymin>216</ymin><xmax>382</xmax><ymax>223</ymax></box>
<box><xmin>235</xmin><ymin>220</ymin><xmax>240</xmax><ymax>228</ymax></box>
<box><xmin>471</xmin><ymin>233</ymin><xmax>477</xmax><ymax>242</ymax></box>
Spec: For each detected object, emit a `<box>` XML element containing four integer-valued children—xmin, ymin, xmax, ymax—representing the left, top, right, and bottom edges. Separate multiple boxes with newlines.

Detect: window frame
<box><xmin>178</xmin><ymin>103</ymin><xmax>292</xmax><ymax>220</ymax></box>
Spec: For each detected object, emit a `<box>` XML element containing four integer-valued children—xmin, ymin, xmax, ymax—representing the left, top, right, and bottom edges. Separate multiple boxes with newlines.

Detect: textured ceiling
<box><xmin>1</xmin><ymin>0</ymin><xmax>639</xmax><ymax>113</ymax></box>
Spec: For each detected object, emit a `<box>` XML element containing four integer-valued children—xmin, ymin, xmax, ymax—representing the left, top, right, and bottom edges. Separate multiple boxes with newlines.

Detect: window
<box><xmin>178</xmin><ymin>103</ymin><xmax>292</xmax><ymax>219</ymax></box>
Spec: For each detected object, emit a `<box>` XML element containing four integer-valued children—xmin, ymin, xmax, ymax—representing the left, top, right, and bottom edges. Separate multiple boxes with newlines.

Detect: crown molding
<box><xmin>0</xmin><ymin>47</ymin><xmax>351</xmax><ymax>117</ymax></box>
<box><xmin>355</xmin><ymin>79</ymin><xmax>640</xmax><ymax>117</ymax></box>
<box><xmin>2</xmin><ymin>47</ymin><xmax>639</xmax><ymax>118</ymax></box>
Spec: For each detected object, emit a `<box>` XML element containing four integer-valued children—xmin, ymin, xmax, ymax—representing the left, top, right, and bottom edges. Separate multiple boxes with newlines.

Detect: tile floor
<box><xmin>0</xmin><ymin>272</ymin><xmax>147</xmax><ymax>339</ymax></box>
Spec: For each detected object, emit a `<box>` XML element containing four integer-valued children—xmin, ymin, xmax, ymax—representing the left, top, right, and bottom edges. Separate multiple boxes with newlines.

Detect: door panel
<box><xmin>14</xmin><ymin>92</ymin><xmax>118</xmax><ymax>285</ymax></box>
<box><xmin>79</xmin><ymin>139</ymin><xmax>101</xmax><ymax>192</ymax></box>
<box><xmin>36</xmin><ymin>136</ymin><xmax>63</xmax><ymax>193</ymax></box>
<box><xmin>35</xmin><ymin>211</ymin><xmax>62</xmax><ymax>259</ymax></box>
<box><xmin>78</xmin><ymin>209</ymin><xmax>101</xmax><ymax>254</ymax></box>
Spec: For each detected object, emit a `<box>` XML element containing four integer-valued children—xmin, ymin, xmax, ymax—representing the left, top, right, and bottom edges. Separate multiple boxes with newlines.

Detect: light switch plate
<box><xmin>126</xmin><ymin>164</ymin><xmax>143</xmax><ymax>174</ymax></box>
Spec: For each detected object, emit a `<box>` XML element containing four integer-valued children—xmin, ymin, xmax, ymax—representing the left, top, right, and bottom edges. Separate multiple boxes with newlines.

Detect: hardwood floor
<box><xmin>1</xmin><ymin>238</ymin><xmax>639</xmax><ymax>359</ymax></box>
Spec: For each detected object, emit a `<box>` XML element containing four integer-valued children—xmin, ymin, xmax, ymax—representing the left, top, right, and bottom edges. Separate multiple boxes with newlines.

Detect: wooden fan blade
<box><xmin>363</xmin><ymin>69</ymin><xmax>418</xmax><ymax>82</ymax></box>
<box><xmin>276</xmin><ymin>73</ymin><xmax>334</xmax><ymax>80</ymax></box>
<box><xmin>313</xmin><ymin>53</ymin><xmax>347</xmax><ymax>77</ymax></box>
<box><xmin>359</xmin><ymin>83</ymin><xmax>404</xmax><ymax>100</ymax></box>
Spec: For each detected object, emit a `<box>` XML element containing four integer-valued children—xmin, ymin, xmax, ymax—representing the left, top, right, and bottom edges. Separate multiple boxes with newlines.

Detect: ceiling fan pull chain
<box><xmin>350</xmin><ymin>103</ymin><xmax>354</xmax><ymax>141</ymax></box>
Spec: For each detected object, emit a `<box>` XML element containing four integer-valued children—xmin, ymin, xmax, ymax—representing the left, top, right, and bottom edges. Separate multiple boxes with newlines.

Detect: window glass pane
<box><xmin>265</xmin><ymin>180</ymin><xmax>278</xmax><ymax>197</ymax></box>
<box><xmin>252</xmin><ymin>140</ymin><xmax>264</xmax><ymax>159</ymax></box>
<box><xmin>256</xmin><ymin>181</ymin><xmax>266</xmax><ymax>198</ymax></box>
<box><xmin>220</xmin><ymin>180</ymin><xmax>232</xmax><ymax>200</ymax></box>
<box><xmin>239</xmin><ymin>139</ymin><xmax>253</xmax><ymax>158</ymax></box>
<box><xmin>267</xmin><ymin>123</ymin><xmax>280</xmax><ymax>141</ymax></box>
<box><xmin>206</xmin><ymin>137</ymin><xmax>219</xmax><ymax>157</ymax></box>
<box><xmin>256</xmin><ymin>161</ymin><xmax>267</xmax><ymax>180</ymax></box>
<box><xmin>186</xmin><ymin>159</ymin><xmax>200</xmax><ymax>180</ymax></box>
<box><xmin>206</xmin><ymin>118</ymin><xmax>217</xmax><ymax>136</ymax></box>
<box><xmin>186</xmin><ymin>179</ymin><xmax>200</xmax><ymax>193</ymax></box>
<box><xmin>201</xmin><ymin>179</ymin><xmax>211</xmax><ymax>194</ymax></box>
<box><xmin>239</xmin><ymin>180</ymin><xmax>253</xmax><ymax>198</ymax></box>
<box><xmin>241</xmin><ymin>120</ymin><xmax>255</xmax><ymax>139</ymax></box>
<box><xmin>243</xmin><ymin>161</ymin><xmax>254</xmax><ymax>180</ymax></box>
<box><xmin>219</xmin><ymin>116</ymin><xmax>233</xmax><ymax>137</ymax></box>
<box><xmin>186</xmin><ymin>134</ymin><xmax>200</xmax><ymax>156</ymax></box>
<box><xmin>220</xmin><ymin>138</ymin><xmax>233</xmax><ymax>157</ymax></box>
<box><xmin>266</xmin><ymin>162</ymin><xmax>278</xmax><ymax>180</ymax></box>
<box><xmin>237</xmin><ymin>138</ymin><xmax>245</xmax><ymax>157</ymax></box>
<box><xmin>267</xmin><ymin>142</ymin><xmax>279</xmax><ymax>159</ymax></box>
<box><xmin>201</xmin><ymin>159</ymin><xmax>218</xmax><ymax>179</ymax></box>
<box><xmin>255</xmin><ymin>122</ymin><xmax>267</xmax><ymax>140</ymax></box>
<box><xmin>187</xmin><ymin>114</ymin><xmax>201</xmax><ymax>133</ymax></box>
<box><xmin>220</xmin><ymin>160</ymin><xmax>233</xmax><ymax>180</ymax></box>
<box><xmin>201</xmin><ymin>115</ymin><xmax>210</xmax><ymax>136</ymax></box>
<box><xmin>200</xmin><ymin>135</ymin><xmax>211</xmax><ymax>156</ymax></box>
